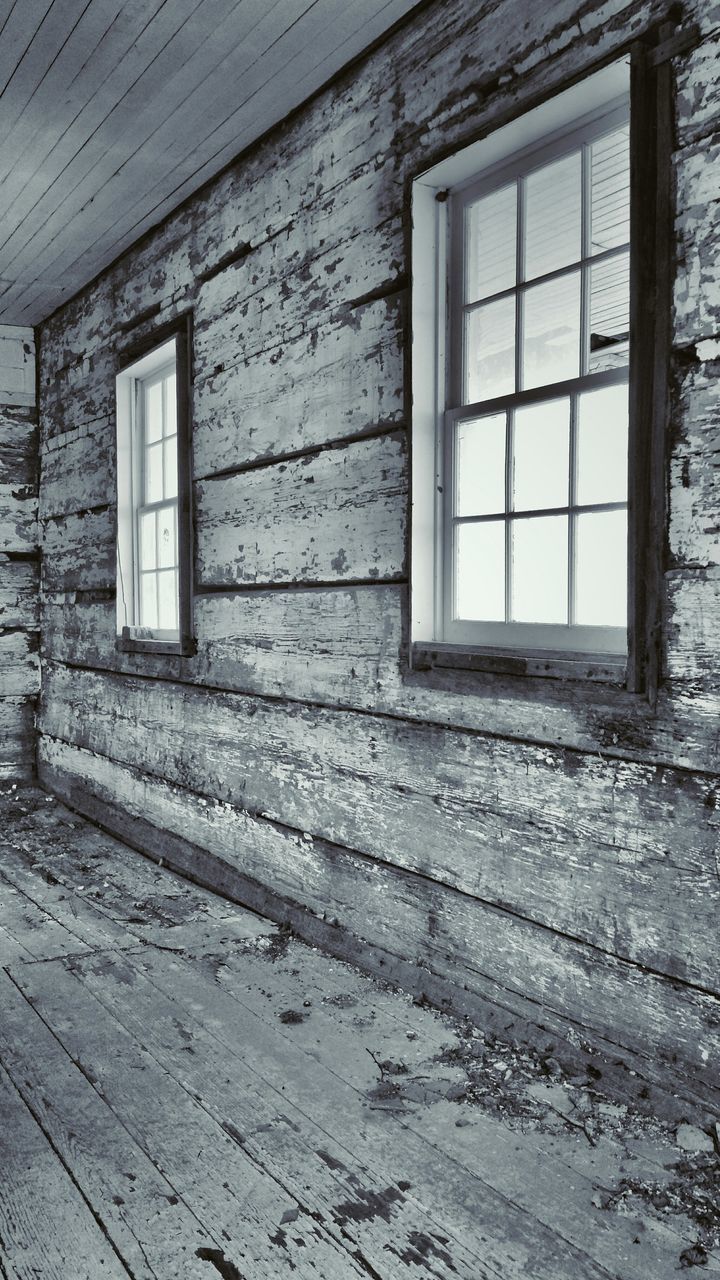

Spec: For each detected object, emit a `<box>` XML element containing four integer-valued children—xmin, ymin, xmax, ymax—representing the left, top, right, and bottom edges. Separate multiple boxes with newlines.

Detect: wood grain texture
<box><xmin>3</xmin><ymin>787</ymin><xmax>718</xmax><ymax>1277</ymax></box>
<box><xmin>195</xmin><ymin>431</ymin><xmax>407</xmax><ymax>586</ymax></box>
<box><xmin>0</xmin><ymin>1054</ymin><xmax>128</xmax><ymax>1280</ymax></box>
<box><xmin>0</xmin><ymin>557</ymin><xmax>38</xmax><ymax>628</ymax></box>
<box><xmin>0</xmin><ymin>699</ymin><xmax>36</xmax><ymax>780</ymax></box>
<box><xmin>192</xmin><ymin>293</ymin><xmax>405</xmax><ymax>476</ymax></box>
<box><xmin>34</xmin><ymin>0</ymin><xmax>720</xmax><ymax>1077</ymax></box>
<box><xmin>1</xmin><ymin>329</ymin><xmax>38</xmax><ymax>779</ymax></box>
<box><xmin>40</xmin><ymin>582</ymin><xmax>720</xmax><ymax>774</ymax></box>
<box><xmin>38</xmin><ymin>663</ymin><xmax>720</xmax><ymax>992</ymax></box>
<box><xmin>37</xmin><ymin>739</ymin><xmax>720</xmax><ymax>1100</ymax></box>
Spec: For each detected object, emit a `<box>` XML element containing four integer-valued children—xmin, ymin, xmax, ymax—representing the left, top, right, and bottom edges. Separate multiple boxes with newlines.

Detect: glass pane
<box><xmin>455</xmin><ymin>413</ymin><xmax>506</xmax><ymax>517</ymax></box>
<box><xmin>146</xmin><ymin>442</ymin><xmax>163</xmax><ymax>503</ymax></box>
<box><xmin>140</xmin><ymin>573</ymin><xmax>157</xmax><ymax>630</ymax></box>
<box><xmin>512</xmin><ymin>515</ymin><xmax>568</xmax><ymax>624</ymax></box>
<box><xmin>157</xmin><ymin>504</ymin><xmax>177</xmax><ymax>569</ymax></box>
<box><xmin>575</xmin><ymin>509</ymin><xmax>627</xmax><ymax>627</ymax></box>
<box><xmin>144</xmin><ymin>380</ymin><xmax>163</xmax><ymax>444</ymax></box>
<box><xmin>577</xmin><ymin>383</ymin><xmax>628</xmax><ymax>505</ymax></box>
<box><xmin>523</xmin><ymin>271</ymin><xmax>580</xmax><ymax>389</ymax></box>
<box><xmin>524</xmin><ymin>151</ymin><xmax>581</xmax><ymax>281</ymax></box>
<box><xmin>455</xmin><ymin>520</ymin><xmax>505</xmax><ymax>621</ymax></box>
<box><xmin>164</xmin><ymin>436</ymin><xmax>178</xmax><ymax>500</ymax></box>
<box><xmin>591</xmin><ymin>125</ymin><xmax>630</xmax><ymax>253</ymax></box>
<box><xmin>164</xmin><ymin>372</ymin><xmax>177</xmax><ymax>436</ymax></box>
<box><xmin>464</xmin><ymin>294</ymin><xmax>515</xmax><ymax>403</ymax></box>
<box><xmin>465</xmin><ymin>184</ymin><xmax>517</xmax><ymax>302</ymax></box>
<box><xmin>589</xmin><ymin>251</ymin><xmax>629</xmax><ymax>372</ymax></box>
<box><xmin>139</xmin><ymin>510</ymin><xmax>156</xmax><ymax>571</ymax></box>
<box><xmin>157</xmin><ymin>569</ymin><xmax>178</xmax><ymax>631</ymax></box>
<box><xmin>513</xmin><ymin>398</ymin><xmax>569</xmax><ymax>512</ymax></box>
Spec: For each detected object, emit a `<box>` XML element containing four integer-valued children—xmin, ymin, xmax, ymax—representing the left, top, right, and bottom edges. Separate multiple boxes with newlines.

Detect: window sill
<box><xmin>116</xmin><ymin>626</ymin><xmax>196</xmax><ymax>658</ymax></box>
<box><xmin>411</xmin><ymin>642</ymin><xmax>627</xmax><ymax>686</ymax></box>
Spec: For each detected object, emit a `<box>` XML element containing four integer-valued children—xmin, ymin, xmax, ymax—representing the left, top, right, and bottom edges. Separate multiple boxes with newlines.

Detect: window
<box><xmin>115</xmin><ymin>319</ymin><xmax>193</xmax><ymax>654</ymax></box>
<box><xmin>411</xmin><ymin>49</ymin><xmax>670</xmax><ymax>688</ymax></box>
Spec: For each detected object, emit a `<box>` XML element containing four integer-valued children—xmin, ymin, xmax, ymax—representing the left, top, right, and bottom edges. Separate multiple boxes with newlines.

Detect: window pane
<box><xmin>164</xmin><ymin>372</ymin><xmax>177</xmax><ymax>436</ymax></box>
<box><xmin>512</xmin><ymin>515</ymin><xmax>568</xmax><ymax>624</ymax></box>
<box><xmin>513</xmin><ymin>398</ymin><xmax>569</xmax><ymax>512</ymax></box>
<box><xmin>146</xmin><ymin>442</ymin><xmax>164</xmax><ymax>503</ymax></box>
<box><xmin>591</xmin><ymin>125</ymin><xmax>630</xmax><ymax>253</ymax></box>
<box><xmin>523</xmin><ymin>271</ymin><xmax>580</xmax><ymax>389</ymax></box>
<box><xmin>157</xmin><ymin>504</ymin><xmax>177</xmax><ymax>569</ymax></box>
<box><xmin>455</xmin><ymin>413</ymin><xmax>506</xmax><ymax>517</ymax></box>
<box><xmin>466</xmin><ymin>184</ymin><xmax>517</xmax><ymax>303</ymax></box>
<box><xmin>589</xmin><ymin>250</ymin><xmax>629</xmax><ymax>372</ymax></box>
<box><xmin>140</xmin><ymin>573</ymin><xmax>157</xmax><ymax>630</ymax></box>
<box><xmin>464</xmin><ymin>294</ymin><xmax>516</xmax><ymax>403</ymax></box>
<box><xmin>164</xmin><ymin>436</ymin><xmax>178</xmax><ymax>500</ymax></box>
<box><xmin>577</xmin><ymin>383</ymin><xmax>628</xmax><ymax>505</ymax></box>
<box><xmin>144</xmin><ymin>380</ymin><xmax>163</xmax><ymax>444</ymax></box>
<box><xmin>455</xmin><ymin>520</ymin><xmax>505</xmax><ymax>621</ymax></box>
<box><xmin>575</xmin><ymin>509</ymin><xmax>627</xmax><ymax>627</ymax></box>
<box><xmin>524</xmin><ymin>151</ymin><xmax>581</xmax><ymax>281</ymax></box>
<box><xmin>139</xmin><ymin>510</ymin><xmax>156</xmax><ymax>571</ymax></box>
<box><xmin>157</xmin><ymin>569</ymin><xmax>178</xmax><ymax>631</ymax></box>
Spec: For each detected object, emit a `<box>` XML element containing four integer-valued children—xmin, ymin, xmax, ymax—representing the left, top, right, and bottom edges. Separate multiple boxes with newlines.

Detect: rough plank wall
<box><xmin>0</xmin><ymin>325</ymin><xmax>39</xmax><ymax>779</ymax></box>
<box><xmin>36</xmin><ymin>0</ymin><xmax>720</xmax><ymax>1091</ymax></box>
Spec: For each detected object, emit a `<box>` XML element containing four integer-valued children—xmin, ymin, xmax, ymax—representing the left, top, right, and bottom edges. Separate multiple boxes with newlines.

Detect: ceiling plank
<box><xmin>0</xmin><ymin>0</ymin><xmax>423</xmax><ymax>323</ymax></box>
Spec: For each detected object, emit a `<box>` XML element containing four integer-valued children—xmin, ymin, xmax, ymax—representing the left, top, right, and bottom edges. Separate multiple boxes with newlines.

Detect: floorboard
<box><xmin>0</xmin><ymin>783</ymin><xmax>718</xmax><ymax>1279</ymax></box>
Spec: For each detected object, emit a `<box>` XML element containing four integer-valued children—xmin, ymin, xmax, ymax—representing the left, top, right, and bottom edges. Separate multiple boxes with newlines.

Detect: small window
<box><xmin>115</xmin><ymin>320</ymin><xmax>193</xmax><ymax>654</ymax></box>
<box><xmin>412</xmin><ymin>58</ymin><xmax>642</xmax><ymax>676</ymax></box>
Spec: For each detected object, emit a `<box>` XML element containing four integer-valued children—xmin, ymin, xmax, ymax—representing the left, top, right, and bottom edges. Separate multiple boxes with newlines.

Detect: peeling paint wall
<box><xmin>0</xmin><ymin>325</ymin><xmax>39</xmax><ymax>778</ymax></box>
<box><xmin>36</xmin><ymin>0</ymin><xmax>720</xmax><ymax>1093</ymax></box>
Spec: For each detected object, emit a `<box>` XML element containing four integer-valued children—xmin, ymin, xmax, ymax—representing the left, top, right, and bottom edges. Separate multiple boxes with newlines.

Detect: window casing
<box><xmin>115</xmin><ymin>320</ymin><xmax>193</xmax><ymax>655</ymax></box>
<box><xmin>410</xmin><ymin>56</ymin><xmax>659</xmax><ymax>680</ymax></box>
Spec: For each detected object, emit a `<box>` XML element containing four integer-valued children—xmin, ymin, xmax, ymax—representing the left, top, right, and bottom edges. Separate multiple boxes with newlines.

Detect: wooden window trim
<box><xmin>410</xmin><ymin>19</ymin><xmax>686</xmax><ymax>697</ymax></box>
<box><xmin>115</xmin><ymin>314</ymin><xmax>195</xmax><ymax>658</ymax></box>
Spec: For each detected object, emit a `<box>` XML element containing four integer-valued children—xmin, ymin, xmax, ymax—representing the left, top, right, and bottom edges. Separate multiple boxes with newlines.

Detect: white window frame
<box><xmin>116</xmin><ymin>327</ymin><xmax>192</xmax><ymax>654</ymax></box>
<box><xmin>411</xmin><ymin>59</ymin><xmax>631</xmax><ymax>665</ymax></box>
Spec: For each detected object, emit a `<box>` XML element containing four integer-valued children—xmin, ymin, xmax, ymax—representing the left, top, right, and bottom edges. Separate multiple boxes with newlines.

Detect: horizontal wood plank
<box><xmin>195</xmin><ymin>431</ymin><xmax>407</xmax><ymax>586</ymax></box>
<box><xmin>38</xmin><ymin>662</ymin><xmax>720</xmax><ymax>991</ymax></box>
<box><xmin>0</xmin><ymin>697</ymin><xmax>36</xmax><ymax>780</ymax></box>
<box><xmin>37</xmin><ymin>737</ymin><xmax>720</xmax><ymax>1098</ymax></box>
<box><xmin>0</xmin><ymin>629</ymin><xmax>39</xmax><ymax>697</ymax></box>
<box><xmin>40</xmin><ymin>585</ymin><xmax>720</xmax><ymax>775</ymax></box>
<box><xmin>0</xmin><ymin>405</ymin><xmax>38</xmax><ymax>486</ymax></box>
<box><xmin>192</xmin><ymin>293</ymin><xmax>405</xmax><ymax>476</ymax></box>
<box><xmin>0</xmin><ymin>556</ymin><xmax>39</xmax><ymax>628</ymax></box>
<box><xmin>0</xmin><ymin>483</ymin><xmax>37</xmax><ymax>552</ymax></box>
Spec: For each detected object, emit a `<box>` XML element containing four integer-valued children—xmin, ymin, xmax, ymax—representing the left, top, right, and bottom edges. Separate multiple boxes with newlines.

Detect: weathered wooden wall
<box><xmin>0</xmin><ymin>325</ymin><xmax>39</xmax><ymax>778</ymax></box>
<box><xmin>36</xmin><ymin>0</ymin><xmax>720</xmax><ymax>1097</ymax></box>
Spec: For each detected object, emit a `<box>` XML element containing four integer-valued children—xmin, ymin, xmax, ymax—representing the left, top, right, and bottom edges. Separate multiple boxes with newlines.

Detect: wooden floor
<box><xmin>0</xmin><ymin>785</ymin><xmax>717</xmax><ymax>1279</ymax></box>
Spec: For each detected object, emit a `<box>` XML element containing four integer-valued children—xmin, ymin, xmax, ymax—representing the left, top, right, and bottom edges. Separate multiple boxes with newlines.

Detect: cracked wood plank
<box><xmin>175</xmin><ymin>941</ymin><xmax>720</xmax><ymax>1280</ymax></box>
<box><xmin>37</xmin><ymin>662</ymin><xmax>720</xmax><ymax>991</ymax></box>
<box><xmin>0</xmin><ymin>971</ymin><xmax>234</xmax><ymax>1280</ymax></box>
<box><xmin>65</xmin><ymin>946</ymin><xmax>496</xmax><ymax>1280</ymax></box>
<box><xmin>0</xmin><ymin>1049</ymin><xmax>129</xmax><ymax>1280</ymax></box>
<box><xmin>37</xmin><ymin>739</ymin><xmax>720</xmax><ymax>1097</ymax></box>
<box><xmin>195</xmin><ymin>431</ymin><xmax>406</xmax><ymax>586</ymax></box>
<box><xmin>8</xmin><ymin>958</ymin><xmax>376</xmax><ymax>1280</ymax></box>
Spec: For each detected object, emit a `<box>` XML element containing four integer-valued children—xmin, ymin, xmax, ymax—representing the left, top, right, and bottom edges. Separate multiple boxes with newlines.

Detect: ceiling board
<box><xmin>0</xmin><ymin>0</ymin><xmax>422</xmax><ymax>325</ymax></box>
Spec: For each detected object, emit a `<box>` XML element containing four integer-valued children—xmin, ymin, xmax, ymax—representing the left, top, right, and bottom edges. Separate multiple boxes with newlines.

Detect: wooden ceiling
<box><xmin>0</xmin><ymin>0</ymin><xmax>422</xmax><ymax>327</ymax></box>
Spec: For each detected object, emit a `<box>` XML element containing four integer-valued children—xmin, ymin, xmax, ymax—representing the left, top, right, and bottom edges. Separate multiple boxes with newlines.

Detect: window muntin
<box><xmin>444</xmin><ymin>101</ymin><xmax>630</xmax><ymax>654</ymax></box>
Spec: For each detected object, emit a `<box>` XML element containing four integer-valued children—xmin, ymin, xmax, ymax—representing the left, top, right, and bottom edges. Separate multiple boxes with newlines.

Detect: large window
<box><xmin>115</xmin><ymin>320</ymin><xmax>193</xmax><ymax>654</ymax></box>
<box><xmin>409</xmin><ymin>52</ymin><xmax>673</xmax><ymax>683</ymax></box>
